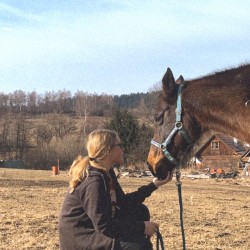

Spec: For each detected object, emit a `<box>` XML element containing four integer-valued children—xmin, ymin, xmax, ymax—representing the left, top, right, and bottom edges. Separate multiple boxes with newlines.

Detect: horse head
<box><xmin>147</xmin><ymin>68</ymin><xmax>199</xmax><ymax>179</ymax></box>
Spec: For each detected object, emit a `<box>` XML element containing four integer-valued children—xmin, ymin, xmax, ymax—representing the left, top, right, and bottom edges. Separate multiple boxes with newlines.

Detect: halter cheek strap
<box><xmin>151</xmin><ymin>84</ymin><xmax>192</xmax><ymax>165</ymax></box>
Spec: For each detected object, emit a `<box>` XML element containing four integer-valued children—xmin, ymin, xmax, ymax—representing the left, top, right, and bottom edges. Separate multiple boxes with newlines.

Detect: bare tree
<box><xmin>42</xmin><ymin>91</ymin><xmax>57</xmax><ymax>113</ymax></box>
<box><xmin>136</xmin><ymin>98</ymin><xmax>155</xmax><ymax>125</ymax></box>
<box><xmin>90</xmin><ymin>93</ymin><xmax>114</xmax><ymax>116</ymax></box>
<box><xmin>47</xmin><ymin>114</ymin><xmax>77</xmax><ymax>140</ymax></box>
<box><xmin>57</xmin><ymin>90</ymin><xmax>72</xmax><ymax>114</ymax></box>
<box><xmin>36</xmin><ymin>124</ymin><xmax>54</xmax><ymax>146</ymax></box>
<box><xmin>13</xmin><ymin>90</ymin><xmax>26</xmax><ymax>114</ymax></box>
<box><xmin>14</xmin><ymin>116</ymin><xmax>33</xmax><ymax>159</ymax></box>
<box><xmin>74</xmin><ymin>91</ymin><xmax>89</xmax><ymax>136</ymax></box>
<box><xmin>148</xmin><ymin>81</ymin><xmax>161</xmax><ymax>92</ymax></box>
<box><xmin>0</xmin><ymin>117</ymin><xmax>13</xmax><ymax>157</ymax></box>
<box><xmin>0</xmin><ymin>92</ymin><xmax>9</xmax><ymax>115</ymax></box>
<box><xmin>27</xmin><ymin>91</ymin><xmax>38</xmax><ymax>115</ymax></box>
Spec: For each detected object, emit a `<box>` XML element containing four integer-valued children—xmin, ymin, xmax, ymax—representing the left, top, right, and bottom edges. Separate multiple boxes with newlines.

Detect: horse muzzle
<box><xmin>147</xmin><ymin>159</ymin><xmax>175</xmax><ymax>180</ymax></box>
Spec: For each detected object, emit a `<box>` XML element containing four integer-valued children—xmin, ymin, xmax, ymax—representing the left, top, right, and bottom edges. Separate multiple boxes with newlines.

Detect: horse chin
<box><xmin>155</xmin><ymin>165</ymin><xmax>174</xmax><ymax>180</ymax></box>
<box><xmin>147</xmin><ymin>160</ymin><xmax>175</xmax><ymax>180</ymax></box>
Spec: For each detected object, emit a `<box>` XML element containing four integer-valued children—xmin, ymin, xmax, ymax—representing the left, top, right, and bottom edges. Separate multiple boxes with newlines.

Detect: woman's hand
<box><xmin>153</xmin><ymin>171</ymin><xmax>173</xmax><ymax>188</ymax></box>
<box><xmin>144</xmin><ymin>221</ymin><xmax>159</xmax><ymax>237</ymax></box>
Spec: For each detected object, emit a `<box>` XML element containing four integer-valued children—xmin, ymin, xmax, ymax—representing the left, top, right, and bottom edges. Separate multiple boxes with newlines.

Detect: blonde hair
<box><xmin>69</xmin><ymin>129</ymin><xmax>119</xmax><ymax>192</ymax></box>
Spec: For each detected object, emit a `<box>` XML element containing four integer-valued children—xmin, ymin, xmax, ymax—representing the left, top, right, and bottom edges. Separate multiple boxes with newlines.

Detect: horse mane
<box><xmin>188</xmin><ymin>63</ymin><xmax>250</xmax><ymax>84</ymax></box>
<box><xmin>182</xmin><ymin>63</ymin><xmax>250</xmax><ymax>143</ymax></box>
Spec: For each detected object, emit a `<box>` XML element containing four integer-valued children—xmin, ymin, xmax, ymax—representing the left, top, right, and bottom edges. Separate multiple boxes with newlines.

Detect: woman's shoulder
<box><xmin>88</xmin><ymin>166</ymin><xmax>109</xmax><ymax>180</ymax></box>
<box><xmin>77</xmin><ymin>167</ymin><xmax>109</xmax><ymax>192</ymax></box>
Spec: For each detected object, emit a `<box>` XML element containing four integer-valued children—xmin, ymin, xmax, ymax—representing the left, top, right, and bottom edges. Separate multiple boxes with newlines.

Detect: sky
<box><xmin>1</xmin><ymin>0</ymin><xmax>250</xmax><ymax>95</ymax></box>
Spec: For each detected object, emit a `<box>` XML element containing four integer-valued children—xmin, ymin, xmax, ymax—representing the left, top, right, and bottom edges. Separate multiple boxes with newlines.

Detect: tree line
<box><xmin>0</xmin><ymin>89</ymin><xmax>159</xmax><ymax>117</ymax></box>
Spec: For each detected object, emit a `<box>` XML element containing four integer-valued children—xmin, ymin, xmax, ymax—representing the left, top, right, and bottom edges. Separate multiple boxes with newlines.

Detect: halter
<box><xmin>151</xmin><ymin>83</ymin><xmax>190</xmax><ymax>250</ymax></box>
<box><xmin>151</xmin><ymin>84</ymin><xmax>192</xmax><ymax>166</ymax></box>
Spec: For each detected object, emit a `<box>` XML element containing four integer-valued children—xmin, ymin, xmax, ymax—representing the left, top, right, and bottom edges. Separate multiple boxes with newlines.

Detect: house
<box><xmin>194</xmin><ymin>134</ymin><xmax>247</xmax><ymax>172</ymax></box>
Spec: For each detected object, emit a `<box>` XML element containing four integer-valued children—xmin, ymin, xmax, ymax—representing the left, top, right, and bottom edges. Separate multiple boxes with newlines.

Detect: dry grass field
<box><xmin>0</xmin><ymin>168</ymin><xmax>249</xmax><ymax>250</ymax></box>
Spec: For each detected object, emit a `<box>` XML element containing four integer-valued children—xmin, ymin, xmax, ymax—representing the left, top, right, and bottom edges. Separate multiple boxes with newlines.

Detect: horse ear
<box><xmin>176</xmin><ymin>75</ymin><xmax>184</xmax><ymax>85</ymax></box>
<box><xmin>162</xmin><ymin>68</ymin><xmax>176</xmax><ymax>98</ymax></box>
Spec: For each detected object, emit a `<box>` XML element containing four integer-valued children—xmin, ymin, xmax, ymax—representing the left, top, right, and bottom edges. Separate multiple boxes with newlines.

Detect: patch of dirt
<box><xmin>1</xmin><ymin>169</ymin><xmax>250</xmax><ymax>250</ymax></box>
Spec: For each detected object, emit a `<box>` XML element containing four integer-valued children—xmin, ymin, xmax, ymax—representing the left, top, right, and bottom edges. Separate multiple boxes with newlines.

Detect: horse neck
<box><xmin>184</xmin><ymin>81</ymin><xmax>250</xmax><ymax>143</ymax></box>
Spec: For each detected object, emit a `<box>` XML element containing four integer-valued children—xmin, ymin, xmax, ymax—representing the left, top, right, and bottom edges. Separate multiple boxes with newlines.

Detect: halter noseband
<box><xmin>151</xmin><ymin>84</ymin><xmax>192</xmax><ymax>166</ymax></box>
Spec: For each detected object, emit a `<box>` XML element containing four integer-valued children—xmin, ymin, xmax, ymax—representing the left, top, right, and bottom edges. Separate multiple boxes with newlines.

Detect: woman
<box><xmin>59</xmin><ymin>129</ymin><xmax>172</xmax><ymax>250</ymax></box>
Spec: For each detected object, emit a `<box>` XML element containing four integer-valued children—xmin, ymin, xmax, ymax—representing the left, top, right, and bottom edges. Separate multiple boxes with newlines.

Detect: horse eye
<box><xmin>154</xmin><ymin>114</ymin><xmax>163</xmax><ymax>125</ymax></box>
<box><xmin>154</xmin><ymin>107</ymin><xmax>169</xmax><ymax>125</ymax></box>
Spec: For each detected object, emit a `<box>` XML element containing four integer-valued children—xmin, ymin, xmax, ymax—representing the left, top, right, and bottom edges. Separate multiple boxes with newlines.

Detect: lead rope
<box><xmin>155</xmin><ymin>170</ymin><xmax>186</xmax><ymax>250</ymax></box>
<box><xmin>156</xmin><ymin>230</ymin><xmax>164</xmax><ymax>250</ymax></box>
<box><xmin>176</xmin><ymin>170</ymin><xmax>186</xmax><ymax>250</ymax></box>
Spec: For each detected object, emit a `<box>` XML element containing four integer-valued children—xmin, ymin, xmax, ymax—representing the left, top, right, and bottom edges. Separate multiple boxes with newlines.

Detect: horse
<box><xmin>147</xmin><ymin>64</ymin><xmax>250</xmax><ymax>179</ymax></box>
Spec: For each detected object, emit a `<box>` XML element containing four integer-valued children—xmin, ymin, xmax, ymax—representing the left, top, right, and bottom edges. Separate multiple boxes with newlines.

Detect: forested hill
<box><xmin>0</xmin><ymin>90</ymin><xmax>160</xmax><ymax>169</ymax></box>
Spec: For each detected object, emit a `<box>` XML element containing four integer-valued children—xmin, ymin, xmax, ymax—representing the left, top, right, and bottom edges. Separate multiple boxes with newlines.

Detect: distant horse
<box><xmin>147</xmin><ymin>64</ymin><xmax>250</xmax><ymax>179</ymax></box>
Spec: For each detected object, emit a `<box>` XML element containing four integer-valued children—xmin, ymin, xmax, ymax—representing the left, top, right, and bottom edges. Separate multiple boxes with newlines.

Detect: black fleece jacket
<box><xmin>58</xmin><ymin>166</ymin><xmax>157</xmax><ymax>250</ymax></box>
